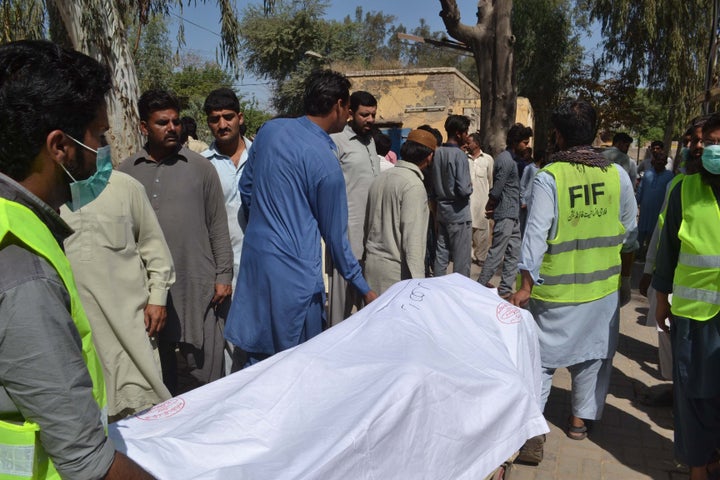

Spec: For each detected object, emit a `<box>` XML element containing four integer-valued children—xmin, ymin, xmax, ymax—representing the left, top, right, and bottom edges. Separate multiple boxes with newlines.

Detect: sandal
<box><xmin>566</xmin><ymin>416</ymin><xmax>587</xmax><ymax>441</ymax></box>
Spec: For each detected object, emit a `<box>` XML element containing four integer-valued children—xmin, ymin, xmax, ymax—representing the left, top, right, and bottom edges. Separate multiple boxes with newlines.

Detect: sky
<box><xmin>169</xmin><ymin>1</ymin><xmax>600</xmax><ymax>110</ymax></box>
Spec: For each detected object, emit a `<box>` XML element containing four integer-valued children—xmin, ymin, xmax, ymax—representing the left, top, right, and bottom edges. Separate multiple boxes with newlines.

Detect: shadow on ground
<box><xmin>543</xmin><ymin>380</ymin><xmax>684</xmax><ymax>479</ymax></box>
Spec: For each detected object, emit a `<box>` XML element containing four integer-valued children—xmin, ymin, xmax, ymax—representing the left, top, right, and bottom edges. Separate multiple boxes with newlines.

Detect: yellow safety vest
<box><xmin>532</xmin><ymin>162</ymin><xmax>625</xmax><ymax>303</ymax></box>
<box><xmin>671</xmin><ymin>174</ymin><xmax>720</xmax><ymax>320</ymax></box>
<box><xmin>0</xmin><ymin>198</ymin><xmax>107</xmax><ymax>480</ymax></box>
<box><xmin>655</xmin><ymin>173</ymin><xmax>685</xmax><ymax>237</ymax></box>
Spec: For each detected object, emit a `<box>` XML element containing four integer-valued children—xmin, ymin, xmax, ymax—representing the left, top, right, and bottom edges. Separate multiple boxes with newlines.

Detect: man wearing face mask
<box><xmin>60</xmin><ymin>153</ymin><xmax>175</xmax><ymax>420</ymax></box>
<box><xmin>119</xmin><ymin>90</ymin><xmax>233</xmax><ymax>395</ymax></box>
<box><xmin>653</xmin><ymin>113</ymin><xmax>720</xmax><ymax>480</ymax></box>
<box><xmin>0</xmin><ymin>40</ymin><xmax>153</xmax><ymax>479</ymax></box>
<box><xmin>637</xmin><ymin>120</ymin><xmax>706</xmax><ymax>409</ymax></box>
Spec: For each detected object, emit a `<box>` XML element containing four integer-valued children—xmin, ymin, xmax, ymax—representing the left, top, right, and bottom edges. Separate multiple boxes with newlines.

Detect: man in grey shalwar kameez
<box><xmin>511</xmin><ymin>100</ymin><xmax>636</xmax><ymax>462</ymax></box>
<box><xmin>120</xmin><ymin>90</ymin><xmax>233</xmax><ymax>395</ymax></box>
<box><xmin>327</xmin><ymin>91</ymin><xmax>380</xmax><ymax>325</ymax></box>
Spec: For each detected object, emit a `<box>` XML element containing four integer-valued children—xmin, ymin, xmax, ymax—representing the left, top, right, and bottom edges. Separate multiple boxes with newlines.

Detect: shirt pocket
<box><xmin>94</xmin><ymin>217</ymin><xmax>130</xmax><ymax>251</ymax></box>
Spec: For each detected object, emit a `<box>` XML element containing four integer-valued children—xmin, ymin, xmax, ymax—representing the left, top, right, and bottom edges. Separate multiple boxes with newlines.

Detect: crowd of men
<box><xmin>1</xmin><ymin>39</ymin><xmax>719</xmax><ymax>480</ymax></box>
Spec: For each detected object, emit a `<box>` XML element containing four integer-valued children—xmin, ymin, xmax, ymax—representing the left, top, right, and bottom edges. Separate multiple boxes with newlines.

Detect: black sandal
<box><xmin>566</xmin><ymin>417</ymin><xmax>587</xmax><ymax>440</ymax></box>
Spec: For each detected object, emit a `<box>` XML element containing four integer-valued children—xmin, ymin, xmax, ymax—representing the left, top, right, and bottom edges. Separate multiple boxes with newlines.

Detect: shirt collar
<box><xmin>343</xmin><ymin>123</ymin><xmax>373</xmax><ymax>144</ymax></box>
<box><xmin>442</xmin><ymin>142</ymin><xmax>464</xmax><ymax>150</ymax></box>
<box><xmin>130</xmin><ymin>144</ymin><xmax>190</xmax><ymax>165</ymax></box>
<box><xmin>395</xmin><ymin>160</ymin><xmax>424</xmax><ymax>180</ymax></box>
<box><xmin>205</xmin><ymin>138</ymin><xmax>252</xmax><ymax>161</ymax></box>
<box><xmin>0</xmin><ymin>172</ymin><xmax>73</xmax><ymax>244</ymax></box>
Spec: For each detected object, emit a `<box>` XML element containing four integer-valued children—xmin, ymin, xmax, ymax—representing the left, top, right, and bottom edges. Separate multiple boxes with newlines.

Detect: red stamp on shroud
<box><xmin>496</xmin><ymin>303</ymin><xmax>522</xmax><ymax>324</ymax></box>
<box><xmin>136</xmin><ymin>398</ymin><xmax>186</xmax><ymax>420</ymax></box>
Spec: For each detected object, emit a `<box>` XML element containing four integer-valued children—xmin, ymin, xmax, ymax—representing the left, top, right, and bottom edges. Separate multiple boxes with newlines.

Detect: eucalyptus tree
<box><xmin>439</xmin><ymin>0</ymin><xmax>516</xmax><ymax>155</ymax></box>
<box><xmin>513</xmin><ymin>0</ymin><xmax>584</xmax><ymax>151</ymax></box>
<box><xmin>0</xmin><ymin>0</ymin><xmax>255</xmax><ymax>158</ymax></box>
<box><xmin>584</xmin><ymin>0</ymin><xmax>711</xmax><ymax>144</ymax></box>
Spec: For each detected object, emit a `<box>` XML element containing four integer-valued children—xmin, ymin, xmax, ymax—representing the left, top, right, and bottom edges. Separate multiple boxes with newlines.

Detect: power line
<box><xmin>171</xmin><ymin>12</ymin><xmax>221</xmax><ymax>39</ymax></box>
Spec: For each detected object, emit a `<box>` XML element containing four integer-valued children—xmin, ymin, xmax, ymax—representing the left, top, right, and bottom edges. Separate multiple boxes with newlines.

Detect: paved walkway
<box><xmin>472</xmin><ymin>261</ymin><xmax>684</xmax><ymax>480</ymax></box>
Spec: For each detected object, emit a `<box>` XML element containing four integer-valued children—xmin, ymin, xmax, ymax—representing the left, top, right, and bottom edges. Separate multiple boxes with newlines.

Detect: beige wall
<box><xmin>346</xmin><ymin>67</ymin><xmax>533</xmax><ymax>139</ymax></box>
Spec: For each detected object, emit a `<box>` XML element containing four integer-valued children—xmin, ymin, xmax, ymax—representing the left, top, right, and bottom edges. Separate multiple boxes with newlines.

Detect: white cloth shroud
<box><xmin>110</xmin><ymin>274</ymin><xmax>549</xmax><ymax>479</ymax></box>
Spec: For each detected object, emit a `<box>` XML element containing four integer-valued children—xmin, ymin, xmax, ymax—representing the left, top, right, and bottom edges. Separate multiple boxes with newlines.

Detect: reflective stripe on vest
<box><xmin>532</xmin><ymin>162</ymin><xmax>624</xmax><ymax>303</ymax></box>
<box><xmin>0</xmin><ymin>198</ymin><xmax>107</xmax><ymax>480</ymax></box>
<box><xmin>545</xmin><ymin>233</ymin><xmax>626</xmax><ymax>255</ymax></box>
<box><xmin>671</xmin><ymin>174</ymin><xmax>720</xmax><ymax>320</ymax></box>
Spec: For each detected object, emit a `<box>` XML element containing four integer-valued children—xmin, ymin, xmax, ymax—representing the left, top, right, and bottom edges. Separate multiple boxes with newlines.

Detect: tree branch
<box><xmin>439</xmin><ymin>0</ymin><xmax>484</xmax><ymax>45</ymax></box>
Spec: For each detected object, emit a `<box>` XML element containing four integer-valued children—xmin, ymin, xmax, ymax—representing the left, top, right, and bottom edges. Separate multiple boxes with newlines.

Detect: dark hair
<box><xmin>650</xmin><ymin>140</ymin><xmax>664</xmax><ymax>150</ymax></box>
<box><xmin>349</xmin><ymin>91</ymin><xmax>377</xmax><ymax>112</ymax></box>
<box><xmin>180</xmin><ymin>116</ymin><xmax>198</xmax><ymax>143</ymax></box>
<box><xmin>689</xmin><ymin>115</ymin><xmax>709</xmax><ymax>132</ymax></box>
<box><xmin>373</xmin><ymin>131</ymin><xmax>392</xmax><ymax>156</ymax></box>
<box><xmin>550</xmin><ymin>100</ymin><xmax>596</xmax><ymax>147</ymax></box>
<box><xmin>418</xmin><ymin>124</ymin><xmax>443</xmax><ymax>147</ymax></box>
<box><xmin>534</xmin><ymin>150</ymin><xmax>547</xmax><ymax>166</ymax></box>
<box><xmin>700</xmin><ymin>113</ymin><xmax>720</xmax><ymax>184</ymax></box>
<box><xmin>612</xmin><ymin>132</ymin><xmax>632</xmax><ymax>144</ymax></box>
<box><xmin>400</xmin><ymin>140</ymin><xmax>433</xmax><ymax>164</ymax></box>
<box><xmin>0</xmin><ymin>40</ymin><xmax>111</xmax><ymax>181</ymax></box>
<box><xmin>138</xmin><ymin>89</ymin><xmax>180</xmax><ymax>122</ymax></box>
<box><xmin>303</xmin><ymin>69</ymin><xmax>351</xmax><ymax>116</ymax></box>
<box><xmin>506</xmin><ymin>123</ymin><xmax>533</xmax><ymax>147</ymax></box>
<box><xmin>444</xmin><ymin>115</ymin><xmax>471</xmax><ymax>138</ymax></box>
<box><xmin>203</xmin><ymin>88</ymin><xmax>240</xmax><ymax>114</ymax></box>
<box><xmin>702</xmin><ymin>113</ymin><xmax>720</xmax><ymax>137</ymax></box>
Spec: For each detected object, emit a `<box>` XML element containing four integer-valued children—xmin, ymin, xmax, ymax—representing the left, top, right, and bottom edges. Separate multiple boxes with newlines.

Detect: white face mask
<box><xmin>61</xmin><ymin>134</ymin><xmax>113</xmax><ymax>211</ymax></box>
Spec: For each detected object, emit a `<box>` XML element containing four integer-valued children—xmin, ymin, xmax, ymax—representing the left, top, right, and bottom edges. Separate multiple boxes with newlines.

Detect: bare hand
<box><xmin>510</xmin><ymin>289</ymin><xmax>531</xmax><ymax>308</ymax></box>
<box><xmin>639</xmin><ymin>273</ymin><xmax>652</xmax><ymax>297</ymax></box>
<box><xmin>144</xmin><ymin>304</ymin><xmax>167</xmax><ymax>337</ymax></box>
<box><xmin>655</xmin><ymin>292</ymin><xmax>672</xmax><ymax>333</ymax></box>
<box><xmin>364</xmin><ymin>290</ymin><xmax>379</xmax><ymax>305</ymax></box>
<box><xmin>211</xmin><ymin>284</ymin><xmax>232</xmax><ymax>306</ymax></box>
<box><xmin>485</xmin><ymin>197</ymin><xmax>497</xmax><ymax>219</ymax></box>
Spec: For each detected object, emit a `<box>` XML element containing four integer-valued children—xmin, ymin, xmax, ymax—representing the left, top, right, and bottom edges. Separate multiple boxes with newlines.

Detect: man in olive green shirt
<box><xmin>363</xmin><ymin>129</ymin><xmax>437</xmax><ymax>294</ymax></box>
<box><xmin>61</xmin><ymin>170</ymin><xmax>175</xmax><ymax>420</ymax></box>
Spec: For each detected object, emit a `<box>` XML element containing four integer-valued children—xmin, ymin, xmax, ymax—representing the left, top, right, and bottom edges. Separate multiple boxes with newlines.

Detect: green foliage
<box><xmin>403</xmin><ymin>19</ymin><xmax>478</xmax><ymax>84</ymax></box>
<box><xmin>133</xmin><ymin>13</ymin><xmax>273</xmax><ymax>140</ymax></box>
<box><xmin>239</xmin><ymin>0</ymin><xmax>483</xmax><ymax>114</ymax></box>
<box><xmin>512</xmin><ymin>0</ymin><xmax>584</xmax><ymax>149</ymax></box>
<box><xmin>133</xmin><ymin>14</ymin><xmax>174</xmax><ymax>92</ymax></box>
<box><xmin>0</xmin><ymin>0</ymin><xmax>46</xmax><ymax>42</ymax></box>
<box><xmin>240</xmin><ymin>0</ymin><xmax>329</xmax><ymax>84</ymax></box>
<box><xmin>331</xmin><ymin>7</ymin><xmax>399</xmax><ymax>66</ymax></box>
<box><xmin>585</xmin><ymin>0</ymin><xmax>708</xmax><ymax>139</ymax></box>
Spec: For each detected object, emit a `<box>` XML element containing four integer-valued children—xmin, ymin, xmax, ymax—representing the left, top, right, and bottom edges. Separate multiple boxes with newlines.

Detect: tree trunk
<box><xmin>50</xmin><ymin>0</ymin><xmax>143</xmax><ymax>163</ymax></box>
<box><xmin>440</xmin><ymin>0</ymin><xmax>516</xmax><ymax>156</ymax></box>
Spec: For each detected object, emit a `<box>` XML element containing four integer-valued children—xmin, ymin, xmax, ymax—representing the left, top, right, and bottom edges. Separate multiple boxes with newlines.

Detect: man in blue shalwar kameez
<box><xmin>225</xmin><ymin>70</ymin><xmax>378</xmax><ymax>368</ymax></box>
